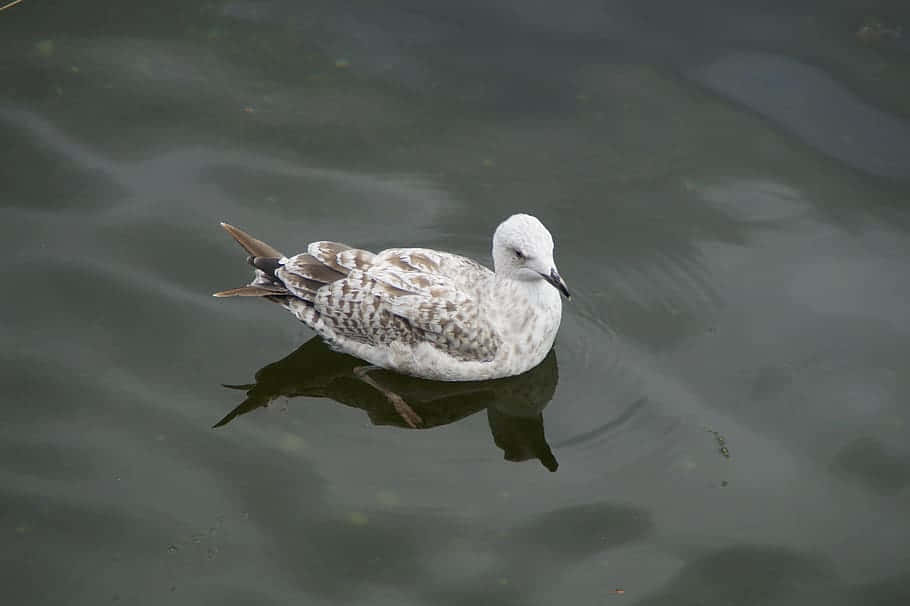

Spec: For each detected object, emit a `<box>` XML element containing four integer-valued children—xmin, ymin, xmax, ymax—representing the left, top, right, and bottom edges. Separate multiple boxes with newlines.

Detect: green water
<box><xmin>2</xmin><ymin>1</ymin><xmax>909</xmax><ymax>604</ymax></box>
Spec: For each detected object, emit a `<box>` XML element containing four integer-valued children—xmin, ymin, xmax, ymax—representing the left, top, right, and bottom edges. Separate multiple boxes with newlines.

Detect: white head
<box><xmin>492</xmin><ymin>214</ymin><xmax>570</xmax><ymax>298</ymax></box>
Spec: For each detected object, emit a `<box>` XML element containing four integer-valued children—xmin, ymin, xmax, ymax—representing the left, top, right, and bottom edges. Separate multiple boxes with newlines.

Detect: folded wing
<box><xmin>312</xmin><ymin>248</ymin><xmax>500</xmax><ymax>362</ymax></box>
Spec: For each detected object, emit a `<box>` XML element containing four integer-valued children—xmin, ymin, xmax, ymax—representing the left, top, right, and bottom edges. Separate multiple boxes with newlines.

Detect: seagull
<box><xmin>214</xmin><ymin>214</ymin><xmax>569</xmax><ymax>389</ymax></box>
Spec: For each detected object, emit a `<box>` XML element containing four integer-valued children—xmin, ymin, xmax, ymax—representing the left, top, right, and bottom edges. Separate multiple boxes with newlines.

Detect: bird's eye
<box><xmin>514</xmin><ymin>249</ymin><xmax>525</xmax><ymax>260</ymax></box>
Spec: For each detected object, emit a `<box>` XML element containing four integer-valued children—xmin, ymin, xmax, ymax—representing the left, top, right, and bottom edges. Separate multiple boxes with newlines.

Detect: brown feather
<box><xmin>337</xmin><ymin>249</ymin><xmax>376</xmax><ymax>271</ymax></box>
<box><xmin>213</xmin><ymin>285</ymin><xmax>287</xmax><ymax>297</ymax></box>
<box><xmin>307</xmin><ymin>241</ymin><xmax>355</xmax><ymax>274</ymax></box>
<box><xmin>220</xmin><ymin>222</ymin><xmax>285</xmax><ymax>258</ymax></box>
<box><xmin>276</xmin><ymin>270</ymin><xmax>324</xmax><ymax>300</ymax></box>
<box><xmin>283</xmin><ymin>254</ymin><xmax>347</xmax><ymax>284</ymax></box>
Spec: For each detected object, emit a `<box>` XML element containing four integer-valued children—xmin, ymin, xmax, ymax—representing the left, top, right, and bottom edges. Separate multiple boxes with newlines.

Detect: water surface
<box><xmin>2</xmin><ymin>1</ymin><xmax>909</xmax><ymax>604</ymax></box>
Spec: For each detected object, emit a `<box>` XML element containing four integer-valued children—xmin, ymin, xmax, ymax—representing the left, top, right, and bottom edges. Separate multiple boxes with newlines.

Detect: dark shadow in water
<box><xmin>506</xmin><ymin>502</ymin><xmax>652</xmax><ymax>556</ymax></box>
<box><xmin>849</xmin><ymin>570</ymin><xmax>910</xmax><ymax>606</ymax></box>
<box><xmin>215</xmin><ymin>337</ymin><xmax>560</xmax><ymax>471</ymax></box>
<box><xmin>422</xmin><ymin>502</ymin><xmax>653</xmax><ymax>606</ymax></box>
<box><xmin>637</xmin><ymin>544</ymin><xmax>842</xmax><ymax>606</ymax></box>
<box><xmin>830</xmin><ymin>436</ymin><xmax>910</xmax><ymax>497</ymax></box>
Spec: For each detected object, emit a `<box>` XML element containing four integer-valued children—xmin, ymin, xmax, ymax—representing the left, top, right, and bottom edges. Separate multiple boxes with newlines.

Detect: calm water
<box><xmin>3</xmin><ymin>1</ymin><xmax>910</xmax><ymax>604</ymax></box>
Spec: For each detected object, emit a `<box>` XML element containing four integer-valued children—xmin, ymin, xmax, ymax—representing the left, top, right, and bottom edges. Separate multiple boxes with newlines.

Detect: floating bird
<box><xmin>214</xmin><ymin>214</ymin><xmax>569</xmax><ymax>385</ymax></box>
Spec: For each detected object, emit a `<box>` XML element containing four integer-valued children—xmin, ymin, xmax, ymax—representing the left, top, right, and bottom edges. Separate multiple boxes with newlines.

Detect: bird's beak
<box><xmin>543</xmin><ymin>267</ymin><xmax>571</xmax><ymax>299</ymax></box>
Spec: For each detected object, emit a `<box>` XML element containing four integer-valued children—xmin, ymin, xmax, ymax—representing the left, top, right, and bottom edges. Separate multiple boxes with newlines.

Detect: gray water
<box><xmin>2</xmin><ymin>1</ymin><xmax>910</xmax><ymax>604</ymax></box>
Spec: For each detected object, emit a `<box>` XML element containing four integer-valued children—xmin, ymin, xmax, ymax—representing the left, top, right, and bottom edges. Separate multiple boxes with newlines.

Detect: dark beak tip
<box><xmin>545</xmin><ymin>269</ymin><xmax>571</xmax><ymax>299</ymax></box>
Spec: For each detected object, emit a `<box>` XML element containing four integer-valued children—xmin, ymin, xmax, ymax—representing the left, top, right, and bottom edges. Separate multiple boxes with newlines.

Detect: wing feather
<box><xmin>275</xmin><ymin>245</ymin><xmax>367</xmax><ymax>302</ymax></box>
<box><xmin>313</xmin><ymin>250</ymin><xmax>500</xmax><ymax>361</ymax></box>
<box><xmin>282</xmin><ymin>254</ymin><xmax>348</xmax><ymax>284</ymax></box>
<box><xmin>307</xmin><ymin>241</ymin><xmax>354</xmax><ymax>274</ymax></box>
<box><xmin>337</xmin><ymin>249</ymin><xmax>376</xmax><ymax>272</ymax></box>
<box><xmin>277</xmin><ymin>270</ymin><xmax>323</xmax><ymax>299</ymax></box>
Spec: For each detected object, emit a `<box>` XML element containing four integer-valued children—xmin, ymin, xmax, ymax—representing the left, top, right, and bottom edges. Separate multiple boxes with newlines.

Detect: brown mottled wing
<box><xmin>275</xmin><ymin>242</ymin><xmax>372</xmax><ymax>303</ymax></box>
<box><xmin>371</xmin><ymin>248</ymin><xmax>491</xmax><ymax>294</ymax></box>
<box><xmin>313</xmin><ymin>249</ymin><xmax>500</xmax><ymax>361</ymax></box>
<box><xmin>306</xmin><ymin>241</ymin><xmax>356</xmax><ymax>274</ymax></box>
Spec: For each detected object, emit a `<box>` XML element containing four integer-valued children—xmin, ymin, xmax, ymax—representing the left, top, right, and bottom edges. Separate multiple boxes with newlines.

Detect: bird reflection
<box><xmin>215</xmin><ymin>337</ymin><xmax>560</xmax><ymax>471</ymax></box>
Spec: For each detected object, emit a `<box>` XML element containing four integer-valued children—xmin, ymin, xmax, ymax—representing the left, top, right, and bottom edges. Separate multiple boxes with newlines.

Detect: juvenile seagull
<box><xmin>215</xmin><ymin>214</ymin><xmax>569</xmax><ymax>383</ymax></box>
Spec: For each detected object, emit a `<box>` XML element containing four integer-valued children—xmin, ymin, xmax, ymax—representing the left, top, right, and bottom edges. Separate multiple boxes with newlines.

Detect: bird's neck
<box><xmin>489</xmin><ymin>275</ymin><xmax>563</xmax><ymax>341</ymax></box>
<box><xmin>491</xmin><ymin>272</ymin><xmax>559</xmax><ymax>304</ymax></box>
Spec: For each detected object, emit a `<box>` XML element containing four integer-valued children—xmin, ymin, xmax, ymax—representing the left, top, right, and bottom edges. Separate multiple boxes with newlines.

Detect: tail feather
<box><xmin>215</xmin><ymin>222</ymin><xmax>290</xmax><ymax>297</ymax></box>
<box><xmin>213</xmin><ymin>285</ymin><xmax>288</xmax><ymax>297</ymax></box>
<box><xmin>220</xmin><ymin>222</ymin><xmax>285</xmax><ymax>258</ymax></box>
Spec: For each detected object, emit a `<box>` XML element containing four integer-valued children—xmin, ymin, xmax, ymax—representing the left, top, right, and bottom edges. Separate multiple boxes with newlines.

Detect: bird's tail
<box><xmin>213</xmin><ymin>222</ymin><xmax>289</xmax><ymax>298</ymax></box>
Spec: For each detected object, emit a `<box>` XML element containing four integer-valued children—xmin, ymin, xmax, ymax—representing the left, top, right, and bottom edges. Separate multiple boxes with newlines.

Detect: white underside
<box><xmin>327</xmin><ymin>338</ymin><xmax>540</xmax><ymax>381</ymax></box>
<box><xmin>291</xmin><ymin>277</ymin><xmax>563</xmax><ymax>381</ymax></box>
